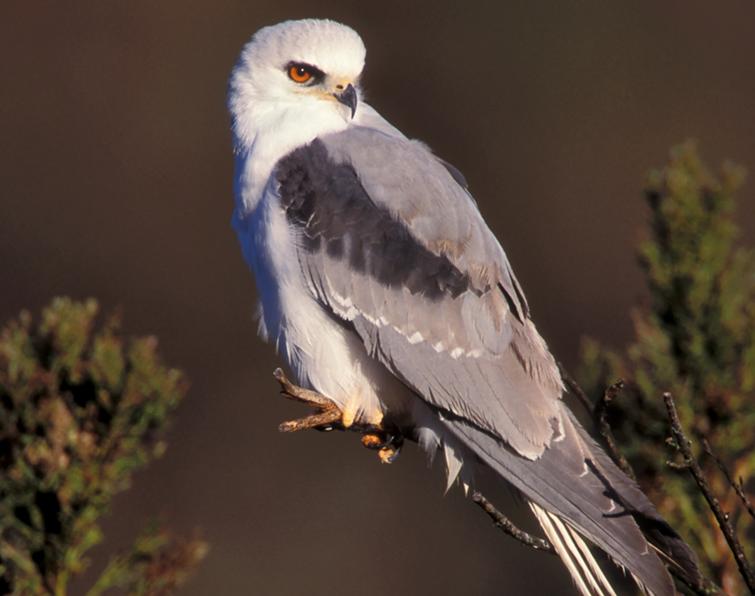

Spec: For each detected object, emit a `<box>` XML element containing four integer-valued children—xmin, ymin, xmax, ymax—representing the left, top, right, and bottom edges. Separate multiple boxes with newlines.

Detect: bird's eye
<box><xmin>288</xmin><ymin>63</ymin><xmax>315</xmax><ymax>84</ymax></box>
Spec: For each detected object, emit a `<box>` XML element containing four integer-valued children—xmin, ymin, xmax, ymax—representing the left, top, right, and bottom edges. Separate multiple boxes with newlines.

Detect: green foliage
<box><xmin>87</xmin><ymin>525</ymin><xmax>208</xmax><ymax>596</ymax></box>
<box><xmin>0</xmin><ymin>298</ymin><xmax>206</xmax><ymax>595</ymax></box>
<box><xmin>578</xmin><ymin>142</ymin><xmax>754</xmax><ymax>592</ymax></box>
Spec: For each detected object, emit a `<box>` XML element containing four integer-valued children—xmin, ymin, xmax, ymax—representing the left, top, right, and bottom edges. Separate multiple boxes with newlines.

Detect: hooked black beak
<box><xmin>334</xmin><ymin>84</ymin><xmax>357</xmax><ymax>118</ymax></box>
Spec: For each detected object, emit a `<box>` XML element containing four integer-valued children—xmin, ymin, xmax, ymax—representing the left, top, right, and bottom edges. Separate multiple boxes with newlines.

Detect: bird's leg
<box><xmin>272</xmin><ymin>368</ymin><xmax>404</xmax><ymax>463</ymax></box>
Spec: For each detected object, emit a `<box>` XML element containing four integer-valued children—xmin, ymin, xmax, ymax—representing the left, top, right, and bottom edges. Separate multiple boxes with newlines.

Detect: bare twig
<box><xmin>593</xmin><ymin>380</ymin><xmax>637</xmax><ymax>481</ymax></box>
<box><xmin>558</xmin><ymin>362</ymin><xmax>594</xmax><ymax>416</ymax></box>
<box><xmin>702</xmin><ymin>438</ymin><xmax>755</xmax><ymax>522</ymax></box>
<box><xmin>270</xmin><ymin>367</ymin><xmax>727</xmax><ymax>593</ymax></box>
<box><xmin>272</xmin><ymin>368</ymin><xmax>401</xmax><ymax>463</ymax></box>
<box><xmin>471</xmin><ymin>491</ymin><xmax>555</xmax><ymax>554</ymax></box>
<box><xmin>663</xmin><ymin>392</ymin><xmax>755</xmax><ymax>593</ymax></box>
<box><xmin>273</xmin><ymin>367</ymin><xmax>554</xmax><ymax>553</ymax></box>
<box><xmin>558</xmin><ymin>367</ymin><xmax>638</xmax><ymax>482</ymax></box>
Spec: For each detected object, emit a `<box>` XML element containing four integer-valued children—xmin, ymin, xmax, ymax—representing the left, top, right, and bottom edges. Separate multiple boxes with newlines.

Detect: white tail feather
<box><xmin>562</xmin><ymin>520</ymin><xmax>617</xmax><ymax>595</ymax></box>
<box><xmin>529</xmin><ymin>502</ymin><xmax>617</xmax><ymax>596</ymax></box>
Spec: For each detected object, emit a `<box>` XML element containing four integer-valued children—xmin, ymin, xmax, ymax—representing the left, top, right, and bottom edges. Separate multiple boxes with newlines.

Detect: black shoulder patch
<box><xmin>276</xmin><ymin>139</ymin><xmax>473</xmax><ymax>301</ymax></box>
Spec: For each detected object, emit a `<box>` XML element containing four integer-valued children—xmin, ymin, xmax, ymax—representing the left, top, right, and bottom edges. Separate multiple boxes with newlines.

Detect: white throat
<box><xmin>233</xmin><ymin>99</ymin><xmax>351</xmax><ymax>217</ymax></box>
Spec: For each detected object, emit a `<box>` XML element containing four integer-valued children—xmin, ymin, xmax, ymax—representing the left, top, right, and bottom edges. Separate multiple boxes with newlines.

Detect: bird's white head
<box><xmin>228</xmin><ymin>19</ymin><xmax>366</xmax><ymax>151</ymax></box>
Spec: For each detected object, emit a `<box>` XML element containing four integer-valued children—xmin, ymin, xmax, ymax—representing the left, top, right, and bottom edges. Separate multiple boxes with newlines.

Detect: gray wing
<box><xmin>273</xmin><ymin>128</ymin><xmax>703</xmax><ymax>593</ymax></box>
<box><xmin>275</xmin><ymin>126</ymin><xmax>563</xmax><ymax>459</ymax></box>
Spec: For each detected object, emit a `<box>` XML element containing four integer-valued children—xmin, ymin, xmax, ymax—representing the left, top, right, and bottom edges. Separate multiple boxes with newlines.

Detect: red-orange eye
<box><xmin>288</xmin><ymin>64</ymin><xmax>313</xmax><ymax>84</ymax></box>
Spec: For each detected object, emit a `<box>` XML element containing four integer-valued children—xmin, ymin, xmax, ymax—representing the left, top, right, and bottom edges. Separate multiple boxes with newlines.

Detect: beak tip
<box><xmin>335</xmin><ymin>83</ymin><xmax>358</xmax><ymax>119</ymax></box>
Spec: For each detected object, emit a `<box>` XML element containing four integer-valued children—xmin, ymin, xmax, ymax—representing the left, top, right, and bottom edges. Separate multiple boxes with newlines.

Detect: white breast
<box><xmin>231</xmin><ymin>100</ymin><xmax>412</xmax><ymax>426</ymax></box>
<box><xmin>235</xmin><ymin>179</ymin><xmax>401</xmax><ymax>425</ymax></box>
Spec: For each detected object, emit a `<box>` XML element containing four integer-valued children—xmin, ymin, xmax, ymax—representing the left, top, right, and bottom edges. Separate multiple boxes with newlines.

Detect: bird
<box><xmin>228</xmin><ymin>18</ymin><xmax>701</xmax><ymax>596</ymax></box>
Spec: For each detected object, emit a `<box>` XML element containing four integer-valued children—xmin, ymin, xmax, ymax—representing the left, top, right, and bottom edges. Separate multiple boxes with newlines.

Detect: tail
<box><xmin>443</xmin><ymin>406</ymin><xmax>702</xmax><ymax>596</ymax></box>
<box><xmin>530</xmin><ymin>502</ymin><xmax>616</xmax><ymax>595</ymax></box>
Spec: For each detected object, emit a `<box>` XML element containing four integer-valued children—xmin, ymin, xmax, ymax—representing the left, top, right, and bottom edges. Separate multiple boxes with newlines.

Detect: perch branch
<box><xmin>273</xmin><ymin>368</ymin><xmax>400</xmax><ymax>463</ymax></box>
<box><xmin>471</xmin><ymin>491</ymin><xmax>555</xmax><ymax>554</ymax></box>
<box><xmin>593</xmin><ymin>380</ymin><xmax>637</xmax><ymax>481</ymax></box>
<box><xmin>701</xmin><ymin>438</ymin><xmax>755</xmax><ymax>522</ymax></box>
<box><xmin>273</xmin><ymin>367</ymin><xmax>557</xmax><ymax>552</ymax></box>
<box><xmin>558</xmin><ymin>362</ymin><xmax>594</xmax><ymax>416</ymax></box>
<box><xmin>559</xmin><ymin>367</ymin><xmax>637</xmax><ymax>481</ymax></box>
<box><xmin>270</xmin><ymin>367</ymin><xmax>729</xmax><ymax>593</ymax></box>
<box><xmin>663</xmin><ymin>392</ymin><xmax>755</xmax><ymax>593</ymax></box>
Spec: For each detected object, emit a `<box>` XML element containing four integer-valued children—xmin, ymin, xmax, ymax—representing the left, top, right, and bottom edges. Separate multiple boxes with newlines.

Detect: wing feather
<box><xmin>275</xmin><ymin>126</ymin><xmax>562</xmax><ymax>458</ymax></box>
<box><xmin>271</xmin><ymin>124</ymin><xmax>701</xmax><ymax>594</ymax></box>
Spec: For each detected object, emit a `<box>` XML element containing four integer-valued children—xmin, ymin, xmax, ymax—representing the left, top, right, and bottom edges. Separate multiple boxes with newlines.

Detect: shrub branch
<box><xmin>663</xmin><ymin>392</ymin><xmax>755</xmax><ymax>593</ymax></box>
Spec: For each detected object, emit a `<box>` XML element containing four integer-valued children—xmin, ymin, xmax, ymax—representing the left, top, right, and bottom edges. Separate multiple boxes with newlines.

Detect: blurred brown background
<box><xmin>1</xmin><ymin>1</ymin><xmax>754</xmax><ymax>594</ymax></box>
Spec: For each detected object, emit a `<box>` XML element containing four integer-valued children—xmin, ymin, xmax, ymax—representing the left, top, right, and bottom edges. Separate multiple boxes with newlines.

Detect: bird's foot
<box><xmin>360</xmin><ymin>430</ymin><xmax>404</xmax><ymax>464</ymax></box>
<box><xmin>273</xmin><ymin>368</ymin><xmax>404</xmax><ymax>463</ymax></box>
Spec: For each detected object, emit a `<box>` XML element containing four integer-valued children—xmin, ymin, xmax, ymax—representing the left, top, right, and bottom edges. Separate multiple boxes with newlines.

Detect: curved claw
<box><xmin>361</xmin><ymin>430</ymin><xmax>404</xmax><ymax>463</ymax></box>
<box><xmin>272</xmin><ymin>368</ymin><xmax>404</xmax><ymax>464</ymax></box>
<box><xmin>378</xmin><ymin>445</ymin><xmax>402</xmax><ymax>464</ymax></box>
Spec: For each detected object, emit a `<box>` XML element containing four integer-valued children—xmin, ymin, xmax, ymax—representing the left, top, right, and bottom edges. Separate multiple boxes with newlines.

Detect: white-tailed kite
<box><xmin>228</xmin><ymin>19</ymin><xmax>701</xmax><ymax>595</ymax></box>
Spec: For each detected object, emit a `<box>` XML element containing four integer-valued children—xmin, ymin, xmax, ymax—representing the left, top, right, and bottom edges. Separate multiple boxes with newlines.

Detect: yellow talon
<box><xmin>368</xmin><ymin>409</ymin><xmax>384</xmax><ymax>427</ymax></box>
<box><xmin>341</xmin><ymin>403</ymin><xmax>357</xmax><ymax>428</ymax></box>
